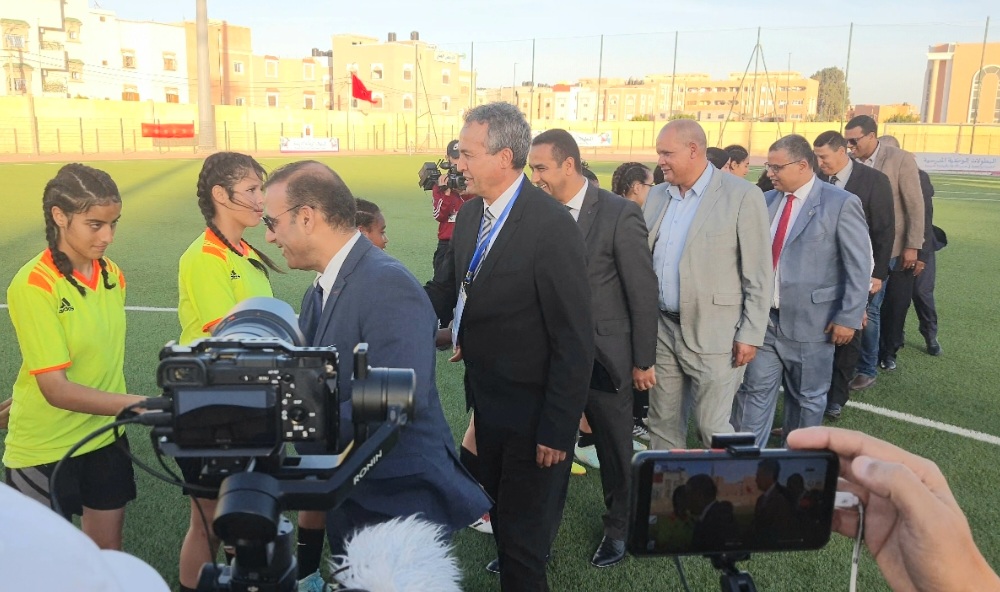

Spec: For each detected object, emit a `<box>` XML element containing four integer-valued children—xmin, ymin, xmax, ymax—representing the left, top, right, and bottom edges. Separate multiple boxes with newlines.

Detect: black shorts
<box><xmin>4</xmin><ymin>437</ymin><xmax>136</xmax><ymax>520</ymax></box>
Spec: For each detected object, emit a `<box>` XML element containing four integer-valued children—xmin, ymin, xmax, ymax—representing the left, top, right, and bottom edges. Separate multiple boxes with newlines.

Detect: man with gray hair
<box><xmin>643</xmin><ymin>119</ymin><xmax>773</xmax><ymax>450</ymax></box>
<box><xmin>425</xmin><ymin>102</ymin><xmax>594</xmax><ymax>591</ymax></box>
<box><xmin>732</xmin><ymin>135</ymin><xmax>871</xmax><ymax>447</ymax></box>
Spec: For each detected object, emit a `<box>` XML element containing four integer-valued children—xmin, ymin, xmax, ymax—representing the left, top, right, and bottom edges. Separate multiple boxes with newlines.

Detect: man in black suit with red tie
<box><xmin>813</xmin><ymin>131</ymin><xmax>895</xmax><ymax>417</ymax></box>
<box><xmin>425</xmin><ymin>102</ymin><xmax>594</xmax><ymax>592</ymax></box>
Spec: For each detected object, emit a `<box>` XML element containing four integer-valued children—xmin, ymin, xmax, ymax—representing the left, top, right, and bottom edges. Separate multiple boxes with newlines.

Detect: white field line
<box><xmin>845</xmin><ymin>401</ymin><xmax>1000</xmax><ymax>446</ymax></box>
<box><xmin>0</xmin><ymin>304</ymin><xmax>177</xmax><ymax>312</ymax></box>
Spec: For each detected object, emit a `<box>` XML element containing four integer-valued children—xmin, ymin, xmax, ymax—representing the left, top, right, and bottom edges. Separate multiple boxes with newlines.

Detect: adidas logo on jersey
<box><xmin>57</xmin><ymin>297</ymin><xmax>75</xmax><ymax>313</ymax></box>
<box><xmin>230</xmin><ymin>270</ymin><xmax>241</xmax><ymax>280</ymax></box>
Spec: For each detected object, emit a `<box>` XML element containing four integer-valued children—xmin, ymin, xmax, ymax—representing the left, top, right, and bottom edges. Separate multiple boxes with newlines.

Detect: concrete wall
<box><xmin>1</xmin><ymin>95</ymin><xmax>999</xmax><ymax>157</ymax></box>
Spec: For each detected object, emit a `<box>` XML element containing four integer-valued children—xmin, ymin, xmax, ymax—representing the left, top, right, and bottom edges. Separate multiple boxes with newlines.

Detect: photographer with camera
<box><xmin>262</xmin><ymin>161</ymin><xmax>491</xmax><ymax>572</ymax></box>
<box><xmin>428</xmin><ymin>140</ymin><xmax>473</xmax><ymax>318</ymax></box>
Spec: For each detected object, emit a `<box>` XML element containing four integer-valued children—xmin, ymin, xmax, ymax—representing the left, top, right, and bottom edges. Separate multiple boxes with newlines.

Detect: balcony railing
<box><xmin>41</xmin><ymin>40</ymin><xmax>64</xmax><ymax>51</ymax></box>
<box><xmin>43</xmin><ymin>81</ymin><xmax>67</xmax><ymax>93</ymax></box>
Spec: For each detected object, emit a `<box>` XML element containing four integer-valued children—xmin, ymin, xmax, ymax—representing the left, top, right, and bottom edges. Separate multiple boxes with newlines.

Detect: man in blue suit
<box><xmin>261</xmin><ymin>161</ymin><xmax>491</xmax><ymax>561</ymax></box>
<box><xmin>731</xmin><ymin>135</ymin><xmax>871</xmax><ymax>447</ymax></box>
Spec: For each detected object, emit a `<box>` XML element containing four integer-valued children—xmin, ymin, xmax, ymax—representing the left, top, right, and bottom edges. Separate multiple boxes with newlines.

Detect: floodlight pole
<box><xmin>840</xmin><ymin>23</ymin><xmax>853</xmax><ymax>131</ymax></box>
<box><xmin>195</xmin><ymin>0</ymin><xmax>216</xmax><ymax>151</ymax></box>
<box><xmin>970</xmin><ymin>16</ymin><xmax>991</xmax><ymax>154</ymax></box>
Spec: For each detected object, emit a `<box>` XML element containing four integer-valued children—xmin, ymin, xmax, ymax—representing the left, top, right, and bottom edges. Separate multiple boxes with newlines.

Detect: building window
<box><xmin>4</xmin><ymin>33</ymin><xmax>25</xmax><ymax>50</ymax></box>
<box><xmin>235</xmin><ymin>97</ymin><xmax>245</xmax><ymax>106</ymax></box>
<box><xmin>165</xmin><ymin>88</ymin><xmax>179</xmax><ymax>103</ymax></box>
<box><xmin>68</xmin><ymin>30</ymin><xmax>78</xmax><ymax>40</ymax></box>
<box><xmin>122</xmin><ymin>85</ymin><xmax>139</xmax><ymax>101</ymax></box>
<box><xmin>402</xmin><ymin>94</ymin><xmax>413</xmax><ymax>109</ymax></box>
<box><xmin>351</xmin><ymin>98</ymin><xmax>358</xmax><ymax>109</ymax></box>
<box><xmin>304</xmin><ymin>95</ymin><xmax>314</xmax><ymax>109</ymax></box>
<box><xmin>371</xmin><ymin>63</ymin><xmax>383</xmax><ymax>80</ymax></box>
<box><xmin>163</xmin><ymin>52</ymin><xmax>177</xmax><ymax>71</ymax></box>
<box><xmin>122</xmin><ymin>51</ymin><xmax>136</xmax><ymax>69</ymax></box>
<box><xmin>10</xmin><ymin>78</ymin><xmax>26</xmax><ymax>92</ymax></box>
<box><xmin>442</xmin><ymin>95</ymin><xmax>451</xmax><ymax>112</ymax></box>
<box><xmin>266</xmin><ymin>92</ymin><xmax>278</xmax><ymax>107</ymax></box>
<box><xmin>265</xmin><ymin>59</ymin><xmax>278</xmax><ymax>78</ymax></box>
<box><xmin>234</xmin><ymin>61</ymin><xmax>243</xmax><ymax>74</ymax></box>
<box><xmin>303</xmin><ymin>62</ymin><xmax>314</xmax><ymax>80</ymax></box>
<box><xmin>68</xmin><ymin>61</ymin><xmax>83</xmax><ymax>82</ymax></box>
<box><xmin>71</xmin><ymin>71</ymin><xmax>81</xmax><ymax>80</ymax></box>
<box><xmin>402</xmin><ymin>64</ymin><xmax>413</xmax><ymax>81</ymax></box>
<box><xmin>792</xmin><ymin>99</ymin><xmax>804</xmax><ymax>106</ymax></box>
<box><xmin>371</xmin><ymin>92</ymin><xmax>383</xmax><ymax>109</ymax></box>
<box><xmin>442</xmin><ymin>68</ymin><xmax>450</xmax><ymax>85</ymax></box>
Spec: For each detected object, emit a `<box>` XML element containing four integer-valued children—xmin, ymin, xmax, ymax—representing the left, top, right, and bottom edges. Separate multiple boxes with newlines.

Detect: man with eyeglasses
<box><xmin>643</xmin><ymin>119</ymin><xmax>772</xmax><ymax>452</ymax></box>
<box><xmin>732</xmin><ymin>135</ymin><xmax>870</xmax><ymax>448</ymax></box>
<box><xmin>843</xmin><ymin>115</ymin><xmax>924</xmax><ymax>376</ymax></box>
<box><xmin>260</xmin><ymin>160</ymin><xmax>492</xmax><ymax>585</ymax></box>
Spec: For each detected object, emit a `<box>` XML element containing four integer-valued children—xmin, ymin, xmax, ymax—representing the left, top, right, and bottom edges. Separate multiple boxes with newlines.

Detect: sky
<box><xmin>97</xmin><ymin>0</ymin><xmax>998</xmax><ymax>106</ymax></box>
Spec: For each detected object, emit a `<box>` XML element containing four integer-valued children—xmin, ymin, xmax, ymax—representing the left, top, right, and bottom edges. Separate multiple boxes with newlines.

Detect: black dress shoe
<box><xmin>927</xmin><ymin>338</ymin><xmax>942</xmax><ymax>356</ymax></box>
<box><xmin>590</xmin><ymin>536</ymin><xmax>626</xmax><ymax>568</ymax></box>
<box><xmin>485</xmin><ymin>558</ymin><xmax>500</xmax><ymax>574</ymax></box>
<box><xmin>879</xmin><ymin>357</ymin><xmax>897</xmax><ymax>371</ymax></box>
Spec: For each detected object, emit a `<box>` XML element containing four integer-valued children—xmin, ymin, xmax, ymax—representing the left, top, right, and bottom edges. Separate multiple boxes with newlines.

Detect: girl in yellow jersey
<box><xmin>3</xmin><ymin>163</ymin><xmax>146</xmax><ymax>550</ymax></box>
<box><xmin>176</xmin><ymin>152</ymin><xmax>282</xmax><ymax>592</ymax></box>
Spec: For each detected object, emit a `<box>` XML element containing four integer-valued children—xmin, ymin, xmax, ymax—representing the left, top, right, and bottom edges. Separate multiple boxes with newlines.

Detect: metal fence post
<box><xmin>79</xmin><ymin>118</ymin><xmax>85</xmax><ymax>154</ymax></box>
<box><xmin>120</xmin><ymin>119</ymin><xmax>125</xmax><ymax>153</ymax></box>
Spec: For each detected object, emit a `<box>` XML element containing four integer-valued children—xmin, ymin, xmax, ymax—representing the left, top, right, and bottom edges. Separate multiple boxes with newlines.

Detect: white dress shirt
<box><xmin>563</xmin><ymin>178</ymin><xmax>587</xmax><ymax>222</ymax></box>
<box><xmin>830</xmin><ymin>158</ymin><xmax>853</xmax><ymax>188</ymax></box>
<box><xmin>863</xmin><ymin>142</ymin><xmax>881</xmax><ymax>168</ymax></box>
<box><xmin>315</xmin><ymin>231</ymin><xmax>362</xmax><ymax>307</ymax></box>
<box><xmin>771</xmin><ymin>175</ymin><xmax>816</xmax><ymax>309</ymax></box>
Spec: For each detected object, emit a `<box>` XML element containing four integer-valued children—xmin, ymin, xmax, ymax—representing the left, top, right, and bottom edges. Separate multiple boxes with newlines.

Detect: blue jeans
<box><xmin>856</xmin><ymin>257</ymin><xmax>894</xmax><ymax>377</ymax></box>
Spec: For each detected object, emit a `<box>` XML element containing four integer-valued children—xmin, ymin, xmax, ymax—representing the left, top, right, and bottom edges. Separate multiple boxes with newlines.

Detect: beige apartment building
<box><xmin>850</xmin><ymin>103</ymin><xmax>919</xmax><ymax>122</ymax></box>
<box><xmin>922</xmin><ymin>42</ymin><xmax>1000</xmax><ymax>124</ymax></box>
<box><xmin>324</xmin><ymin>32</ymin><xmax>473</xmax><ymax>116</ymax></box>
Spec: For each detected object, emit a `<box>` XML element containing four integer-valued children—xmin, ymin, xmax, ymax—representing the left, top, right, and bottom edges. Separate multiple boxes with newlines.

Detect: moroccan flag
<box><xmin>351</xmin><ymin>73</ymin><xmax>373</xmax><ymax>103</ymax></box>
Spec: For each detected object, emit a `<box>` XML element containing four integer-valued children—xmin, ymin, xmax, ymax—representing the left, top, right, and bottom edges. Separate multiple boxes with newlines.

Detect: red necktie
<box><xmin>771</xmin><ymin>194</ymin><xmax>796</xmax><ymax>269</ymax></box>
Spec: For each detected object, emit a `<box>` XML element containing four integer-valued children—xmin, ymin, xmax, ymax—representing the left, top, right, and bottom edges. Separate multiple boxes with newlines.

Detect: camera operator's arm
<box><xmin>787</xmin><ymin>427</ymin><xmax>1000</xmax><ymax>592</ymax></box>
<box><xmin>432</xmin><ymin>184</ymin><xmax>461</xmax><ymax>223</ymax></box>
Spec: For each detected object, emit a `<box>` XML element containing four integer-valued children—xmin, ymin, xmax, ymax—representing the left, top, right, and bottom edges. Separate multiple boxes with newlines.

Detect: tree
<box><xmin>885</xmin><ymin>113</ymin><xmax>920</xmax><ymax>123</ymax></box>
<box><xmin>668</xmin><ymin>113</ymin><xmax>696</xmax><ymax>121</ymax></box>
<box><xmin>811</xmin><ymin>67</ymin><xmax>850</xmax><ymax>122</ymax></box>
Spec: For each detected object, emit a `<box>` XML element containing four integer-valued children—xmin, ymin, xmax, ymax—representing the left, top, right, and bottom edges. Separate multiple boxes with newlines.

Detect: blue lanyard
<box><xmin>464</xmin><ymin>180</ymin><xmax>523</xmax><ymax>286</ymax></box>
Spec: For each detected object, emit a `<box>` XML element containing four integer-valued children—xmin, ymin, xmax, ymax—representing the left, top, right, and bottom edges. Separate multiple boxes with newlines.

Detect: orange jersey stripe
<box><xmin>29</xmin><ymin>361</ymin><xmax>72</xmax><ymax>376</ymax></box>
<box><xmin>27</xmin><ymin>271</ymin><xmax>53</xmax><ymax>293</ymax></box>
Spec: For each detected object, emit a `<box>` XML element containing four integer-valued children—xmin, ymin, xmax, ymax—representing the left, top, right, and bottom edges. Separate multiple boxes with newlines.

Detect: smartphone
<box><xmin>628</xmin><ymin>448</ymin><xmax>839</xmax><ymax>557</ymax></box>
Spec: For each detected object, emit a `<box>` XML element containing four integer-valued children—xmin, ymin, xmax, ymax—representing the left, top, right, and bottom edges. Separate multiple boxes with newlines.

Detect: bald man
<box><xmin>643</xmin><ymin>120</ymin><xmax>773</xmax><ymax>449</ymax></box>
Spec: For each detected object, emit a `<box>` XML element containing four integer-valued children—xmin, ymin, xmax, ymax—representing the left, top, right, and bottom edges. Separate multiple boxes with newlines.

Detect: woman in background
<box><xmin>611</xmin><ymin>161</ymin><xmax>654</xmax><ymax>208</ymax></box>
<box><xmin>176</xmin><ymin>152</ymin><xmax>284</xmax><ymax>592</ymax></box>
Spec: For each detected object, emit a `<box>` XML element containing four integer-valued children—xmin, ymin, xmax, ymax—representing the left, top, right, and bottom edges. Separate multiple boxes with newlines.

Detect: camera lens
<box><xmin>352</xmin><ymin>368</ymin><xmax>415</xmax><ymax>424</ymax></box>
<box><xmin>212</xmin><ymin>297</ymin><xmax>305</xmax><ymax>346</ymax></box>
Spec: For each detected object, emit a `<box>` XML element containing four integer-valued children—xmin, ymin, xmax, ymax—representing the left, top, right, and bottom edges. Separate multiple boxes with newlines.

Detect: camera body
<box><xmin>418</xmin><ymin>159</ymin><xmax>466</xmax><ymax>192</ymax></box>
<box><xmin>158</xmin><ymin>338</ymin><xmax>339</xmax><ymax>456</ymax></box>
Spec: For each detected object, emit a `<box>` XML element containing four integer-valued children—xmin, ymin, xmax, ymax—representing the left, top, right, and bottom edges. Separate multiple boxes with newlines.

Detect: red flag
<box><xmin>351</xmin><ymin>72</ymin><xmax>373</xmax><ymax>103</ymax></box>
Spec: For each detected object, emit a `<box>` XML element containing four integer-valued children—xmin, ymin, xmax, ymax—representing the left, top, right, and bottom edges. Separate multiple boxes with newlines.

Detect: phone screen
<box><xmin>629</xmin><ymin>449</ymin><xmax>839</xmax><ymax>556</ymax></box>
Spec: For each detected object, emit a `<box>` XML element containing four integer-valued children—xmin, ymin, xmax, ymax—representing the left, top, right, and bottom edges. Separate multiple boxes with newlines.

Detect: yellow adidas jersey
<box><xmin>4</xmin><ymin>250</ymin><xmax>127</xmax><ymax>468</ymax></box>
<box><xmin>177</xmin><ymin>228</ymin><xmax>273</xmax><ymax>345</ymax></box>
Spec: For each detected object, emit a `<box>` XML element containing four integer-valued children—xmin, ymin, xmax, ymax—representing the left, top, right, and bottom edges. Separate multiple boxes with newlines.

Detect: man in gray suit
<box><xmin>528</xmin><ymin>129</ymin><xmax>658</xmax><ymax>568</ymax></box>
<box><xmin>644</xmin><ymin>120</ymin><xmax>773</xmax><ymax>450</ymax></box>
<box><xmin>261</xmin><ymin>161</ymin><xmax>492</xmax><ymax>557</ymax></box>
<box><xmin>732</xmin><ymin>135</ymin><xmax>871</xmax><ymax>447</ymax></box>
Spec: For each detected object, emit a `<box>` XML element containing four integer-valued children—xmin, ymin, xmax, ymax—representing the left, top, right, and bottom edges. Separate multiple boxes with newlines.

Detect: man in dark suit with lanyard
<box><xmin>527</xmin><ymin>128</ymin><xmax>658</xmax><ymax>568</ymax></box>
<box><xmin>426</xmin><ymin>103</ymin><xmax>594</xmax><ymax>591</ymax></box>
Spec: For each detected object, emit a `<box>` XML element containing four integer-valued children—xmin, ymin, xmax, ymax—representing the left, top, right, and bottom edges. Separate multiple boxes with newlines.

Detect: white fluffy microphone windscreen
<box><xmin>329</xmin><ymin>516</ymin><xmax>462</xmax><ymax>592</ymax></box>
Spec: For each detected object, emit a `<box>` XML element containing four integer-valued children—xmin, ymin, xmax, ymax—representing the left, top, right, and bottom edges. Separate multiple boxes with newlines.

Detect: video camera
<box><xmin>151</xmin><ymin>297</ymin><xmax>416</xmax><ymax>592</ymax></box>
<box><xmin>418</xmin><ymin>159</ymin><xmax>466</xmax><ymax>192</ymax></box>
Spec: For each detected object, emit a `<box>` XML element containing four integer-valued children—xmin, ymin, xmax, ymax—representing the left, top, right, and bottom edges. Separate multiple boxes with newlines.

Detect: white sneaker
<box><xmin>574</xmin><ymin>444</ymin><xmax>601</xmax><ymax>469</ymax></box>
<box><xmin>470</xmin><ymin>512</ymin><xmax>493</xmax><ymax>534</ymax></box>
<box><xmin>632</xmin><ymin>421</ymin><xmax>651</xmax><ymax>442</ymax></box>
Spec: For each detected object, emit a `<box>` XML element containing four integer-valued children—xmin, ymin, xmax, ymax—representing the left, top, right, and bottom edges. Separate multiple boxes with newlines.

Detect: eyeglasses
<box><xmin>762</xmin><ymin>160</ymin><xmax>804</xmax><ymax>173</ymax></box>
<box><xmin>845</xmin><ymin>132</ymin><xmax>871</xmax><ymax>147</ymax></box>
<box><xmin>261</xmin><ymin>205</ymin><xmax>301</xmax><ymax>232</ymax></box>
<box><xmin>641</xmin><ymin>183</ymin><xmax>655</xmax><ymax>188</ymax></box>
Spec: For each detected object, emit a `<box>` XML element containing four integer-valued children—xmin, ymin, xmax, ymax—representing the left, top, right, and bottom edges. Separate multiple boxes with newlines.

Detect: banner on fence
<box><xmin>141</xmin><ymin>123</ymin><xmax>195</xmax><ymax>138</ymax></box>
<box><xmin>279</xmin><ymin>137</ymin><xmax>340</xmax><ymax>153</ymax></box>
<box><xmin>532</xmin><ymin>130</ymin><xmax>613</xmax><ymax>148</ymax></box>
<box><xmin>914</xmin><ymin>153</ymin><xmax>1000</xmax><ymax>175</ymax></box>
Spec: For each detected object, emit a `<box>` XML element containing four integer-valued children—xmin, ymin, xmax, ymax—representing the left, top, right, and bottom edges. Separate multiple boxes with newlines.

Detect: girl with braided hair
<box><xmin>4</xmin><ymin>163</ymin><xmax>145</xmax><ymax>549</ymax></box>
<box><xmin>611</xmin><ymin>161</ymin><xmax>654</xmax><ymax>207</ymax></box>
<box><xmin>176</xmin><ymin>151</ymin><xmax>281</xmax><ymax>592</ymax></box>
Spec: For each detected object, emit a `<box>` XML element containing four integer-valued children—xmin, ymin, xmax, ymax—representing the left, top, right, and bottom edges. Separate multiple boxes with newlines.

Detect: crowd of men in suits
<box><xmin>418</xmin><ymin>104</ymin><xmax>944</xmax><ymax>590</ymax></box>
